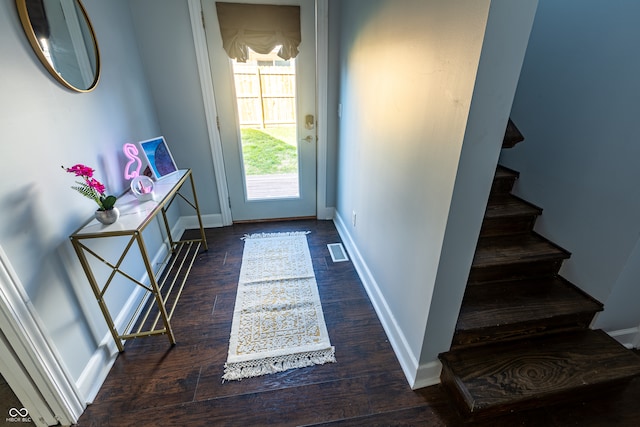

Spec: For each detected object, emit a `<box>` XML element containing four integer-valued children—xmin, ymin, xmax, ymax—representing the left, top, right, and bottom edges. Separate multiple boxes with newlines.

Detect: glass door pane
<box><xmin>232</xmin><ymin>47</ymin><xmax>300</xmax><ymax>200</ymax></box>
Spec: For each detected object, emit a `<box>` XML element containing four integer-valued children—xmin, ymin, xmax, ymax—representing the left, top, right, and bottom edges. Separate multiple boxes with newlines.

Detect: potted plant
<box><xmin>63</xmin><ymin>164</ymin><xmax>119</xmax><ymax>225</ymax></box>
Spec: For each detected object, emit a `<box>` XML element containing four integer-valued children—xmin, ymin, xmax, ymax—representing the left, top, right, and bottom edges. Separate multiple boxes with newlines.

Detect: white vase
<box><xmin>95</xmin><ymin>207</ymin><xmax>120</xmax><ymax>225</ymax></box>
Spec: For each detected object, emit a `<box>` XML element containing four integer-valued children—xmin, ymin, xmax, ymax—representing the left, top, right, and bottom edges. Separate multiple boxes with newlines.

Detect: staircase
<box><xmin>438</xmin><ymin>120</ymin><xmax>640</xmax><ymax>420</ymax></box>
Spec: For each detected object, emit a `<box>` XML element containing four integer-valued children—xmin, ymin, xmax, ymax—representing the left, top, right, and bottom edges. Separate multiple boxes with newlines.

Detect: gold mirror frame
<box><xmin>16</xmin><ymin>0</ymin><xmax>101</xmax><ymax>92</ymax></box>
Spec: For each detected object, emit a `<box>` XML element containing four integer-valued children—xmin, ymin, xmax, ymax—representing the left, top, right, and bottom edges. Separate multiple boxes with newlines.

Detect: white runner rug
<box><xmin>223</xmin><ymin>231</ymin><xmax>336</xmax><ymax>381</ymax></box>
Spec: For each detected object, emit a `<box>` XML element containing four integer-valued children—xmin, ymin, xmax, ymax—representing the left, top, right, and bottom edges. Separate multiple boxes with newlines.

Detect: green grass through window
<box><xmin>241</xmin><ymin>128</ymin><xmax>298</xmax><ymax>175</ymax></box>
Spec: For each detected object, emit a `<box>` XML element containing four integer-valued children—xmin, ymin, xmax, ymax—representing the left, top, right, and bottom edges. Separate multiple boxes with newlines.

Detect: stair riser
<box><xmin>490</xmin><ymin>178</ymin><xmax>517</xmax><ymax>197</ymax></box>
<box><xmin>468</xmin><ymin>260</ymin><xmax>564</xmax><ymax>284</ymax></box>
<box><xmin>452</xmin><ymin>313</ymin><xmax>598</xmax><ymax>349</ymax></box>
<box><xmin>440</xmin><ymin>363</ymin><xmax>477</xmax><ymax>418</ymax></box>
<box><xmin>442</xmin><ymin>370</ymin><xmax>634</xmax><ymax>421</ymax></box>
<box><xmin>503</xmin><ymin>119</ymin><xmax>525</xmax><ymax>149</ymax></box>
<box><xmin>480</xmin><ymin>216</ymin><xmax>538</xmax><ymax>237</ymax></box>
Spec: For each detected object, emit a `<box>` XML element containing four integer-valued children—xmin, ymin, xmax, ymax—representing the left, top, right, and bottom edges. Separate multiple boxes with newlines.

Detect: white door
<box><xmin>202</xmin><ymin>0</ymin><xmax>317</xmax><ymax>221</ymax></box>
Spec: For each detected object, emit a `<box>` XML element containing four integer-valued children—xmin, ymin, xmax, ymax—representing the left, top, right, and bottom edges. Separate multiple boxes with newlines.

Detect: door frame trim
<box><xmin>188</xmin><ymin>0</ymin><xmax>330</xmax><ymax>224</ymax></box>
<box><xmin>189</xmin><ymin>0</ymin><xmax>233</xmax><ymax>226</ymax></box>
<box><xmin>315</xmin><ymin>0</ymin><xmax>332</xmax><ymax>220</ymax></box>
<box><xmin>0</xmin><ymin>246</ymin><xmax>84</xmax><ymax>426</ymax></box>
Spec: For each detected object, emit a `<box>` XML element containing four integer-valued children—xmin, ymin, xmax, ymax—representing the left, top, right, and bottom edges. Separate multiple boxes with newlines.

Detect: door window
<box><xmin>232</xmin><ymin>47</ymin><xmax>300</xmax><ymax>200</ymax></box>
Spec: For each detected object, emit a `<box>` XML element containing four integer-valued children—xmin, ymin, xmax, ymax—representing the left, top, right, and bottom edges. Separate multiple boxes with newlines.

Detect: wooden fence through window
<box><xmin>233</xmin><ymin>64</ymin><xmax>296</xmax><ymax>128</ymax></box>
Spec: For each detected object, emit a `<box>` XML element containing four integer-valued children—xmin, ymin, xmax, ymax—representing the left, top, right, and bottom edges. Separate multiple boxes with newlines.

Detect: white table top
<box><xmin>71</xmin><ymin>170</ymin><xmax>190</xmax><ymax>238</ymax></box>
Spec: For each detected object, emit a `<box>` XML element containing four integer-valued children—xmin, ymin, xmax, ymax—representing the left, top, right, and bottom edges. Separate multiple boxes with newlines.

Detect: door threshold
<box><xmin>232</xmin><ymin>216</ymin><xmax>317</xmax><ymax>224</ymax></box>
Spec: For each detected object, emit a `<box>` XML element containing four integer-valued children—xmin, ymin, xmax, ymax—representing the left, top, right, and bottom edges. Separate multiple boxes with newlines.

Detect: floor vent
<box><xmin>327</xmin><ymin>243</ymin><xmax>349</xmax><ymax>263</ymax></box>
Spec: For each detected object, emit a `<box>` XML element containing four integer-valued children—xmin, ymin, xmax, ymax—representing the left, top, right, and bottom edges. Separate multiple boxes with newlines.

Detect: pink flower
<box><xmin>87</xmin><ymin>178</ymin><xmax>105</xmax><ymax>195</ymax></box>
<box><xmin>62</xmin><ymin>164</ymin><xmax>117</xmax><ymax>211</ymax></box>
<box><xmin>66</xmin><ymin>164</ymin><xmax>94</xmax><ymax>178</ymax></box>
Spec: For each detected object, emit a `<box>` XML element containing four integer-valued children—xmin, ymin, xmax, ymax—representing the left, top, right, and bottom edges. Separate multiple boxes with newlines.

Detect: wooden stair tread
<box><xmin>440</xmin><ymin>128</ymin><xmax>637</xmax><ymax>419</ymax></box>
<box><xmin>472</xmin><ymin>233</ymin><xmax>570</xmax><ymax>268</ymax></box>
<box><xmin>494</xmin><ymin>165</ymin><xmax>519</xmax><ymax>180</ymax></box>
<box><xmin>481</xmin><ymin>195</ymin><xmax>541</xmax><ymax>237</ymax></box>
<box><xmin>439</xmin><ymin>330</ymin><xmax>640</xmax><ymax>416</ymax></box>
<box><xmin>485</xmin><ymin>195</ymin><xmax>542</xmax><ymax>219</ymax></box>
<box><xmin>456</xmin><ymin>277</ymin><xmax>603</xmax><ymax>333</ymax></box>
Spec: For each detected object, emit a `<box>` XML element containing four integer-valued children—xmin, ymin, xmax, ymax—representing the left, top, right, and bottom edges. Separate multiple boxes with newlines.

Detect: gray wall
<box><xmin>500</xmin><ymin>0</ymin><xmax>640</xmax><ymax>334</ymax></box>
<box><xmin>332</xmin><ymin>0</ymin><xmax>537</xmax><ymax>386</ymax></box>
<box><xmin>128</xmin><ymin>0</ymin><xmax>337</xmax><ymax>218</ymax></box>
<box><xmin>420</xmin><ymin>0</ymin><xmax>538</xmax><ymax>370</ymax></box>
<box><xmin>6</xmin><ymin>0</ymin><xmax>639</xmax><ymax>407</ymax></box>
<box><xmin>129</xmin><ymin>0</ymin><xmax>221</xmax><ymax>216</ymax></box>
<box><xmin>1</xmin><ymin>0</ymin><xmax>336</xmax><ymax>406</ymax></box>
<box><xmin>0</xmin><ymin>0</ymin><xmax>160</xmax><ymax>392</ymax></box>
<box><xmin>334</xmin><ymin>0</ymin><xmax>491</xmax><ymax>379</ymax></box>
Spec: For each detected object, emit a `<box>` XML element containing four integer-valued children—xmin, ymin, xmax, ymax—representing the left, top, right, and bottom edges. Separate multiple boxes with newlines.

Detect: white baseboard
<box><xmin>177</xmin><ymin>213</ymin><xmax>223</xmax><ymax>232</ymax></box>
<box><xmin>412</xmin><ymin>360</ymin><xmax>442</xmax><ymax>390</ymax></box>
<box><xmin>76</xmin><ymin>213</ymin><xmax>223</xmax><ymax>404</ymax></box>
<box><xmin>75</xmin><ymin>334</ymin><xmax>117</xmax><ymax>405</ymax></box>
<box><xmin>317</xmin><ymin>206</ymin><xmax>335</xmax><ymax>221</ymax></box>
<box><xmin>333</xmin><ymin>212</ymin><xmax>423</xmax><ymax>388</ymax></box>
<box><xmin>607</xmin><ymin>327</ymin><xmax>640</xmax><ymax>350</ymax></box>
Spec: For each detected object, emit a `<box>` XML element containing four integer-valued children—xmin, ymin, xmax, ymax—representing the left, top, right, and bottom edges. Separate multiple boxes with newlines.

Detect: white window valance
<box><xmin>215</xmin><ymin>2</ymin><xmax>301</xmax><ymax>63</ymax></box>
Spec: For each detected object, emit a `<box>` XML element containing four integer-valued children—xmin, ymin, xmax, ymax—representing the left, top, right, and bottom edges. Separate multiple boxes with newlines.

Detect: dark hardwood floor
<box><xmin>26</xmin><ymin>219</ymin><xmax>639</xmax><ymax>426</ymax></box>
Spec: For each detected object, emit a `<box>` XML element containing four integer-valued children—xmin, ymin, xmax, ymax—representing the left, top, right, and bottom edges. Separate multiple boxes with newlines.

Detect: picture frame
<box><xmin>137</xmin><ymin>136</ymin><xmax>178</xmax><ymax>180</ymax></box>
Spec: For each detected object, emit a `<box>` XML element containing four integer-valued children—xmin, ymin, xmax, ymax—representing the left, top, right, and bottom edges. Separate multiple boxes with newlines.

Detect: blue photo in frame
<box><xmin>138</xmin><ymin>136</ymin><xmax>178</xmax><ymax>180</ymax></box>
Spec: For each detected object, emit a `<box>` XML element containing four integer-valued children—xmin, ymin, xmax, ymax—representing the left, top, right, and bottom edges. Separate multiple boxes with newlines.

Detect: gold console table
<box><xmin>70</xmin><ymin>169</ymin><xmax>207</xmax><ymax>351</ymax></box>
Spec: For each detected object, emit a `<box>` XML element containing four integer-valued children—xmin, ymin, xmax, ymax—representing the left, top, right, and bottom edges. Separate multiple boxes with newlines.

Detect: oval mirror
<box><xmin>16</xmin><ymin>0</ymin><xmax>100</xmax><ymax>92</ymax></box>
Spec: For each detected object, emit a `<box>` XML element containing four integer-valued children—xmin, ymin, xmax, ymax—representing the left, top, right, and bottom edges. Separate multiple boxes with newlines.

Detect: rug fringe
<box><xmin>222</xmin><ymin>347</ymin><xmax>336</xmax><ymax>382</ymax></box>
<box><xmin>241</xmin><ymin>231</ymin><xmax>311</xmax><ymax>241</ymax></box>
